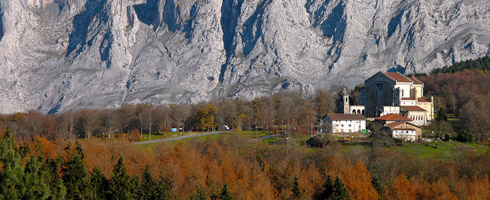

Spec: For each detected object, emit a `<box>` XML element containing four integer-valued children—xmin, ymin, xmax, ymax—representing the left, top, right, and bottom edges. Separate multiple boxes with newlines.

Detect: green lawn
<box><xmin>394</xmin><ymin>141</ymin><xmax>489</xmax><ymax>160</ymax></box>
<box><xmin>338</xmin><ymin>139</ymin><xmax>489</xmax><ymax>161</ymax></box>
<box><xmin>237</xmin><ymin>130</ymin><xmax>272</xmax><ymax>139</ymax></box>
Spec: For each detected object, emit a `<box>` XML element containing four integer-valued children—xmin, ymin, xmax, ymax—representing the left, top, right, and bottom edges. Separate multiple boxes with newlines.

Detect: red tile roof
<box><xmin>375</xmin><ymin>114</ymin><xmax>412</xmax><ymax>121</ymax></box>
<box><xmin>417</xmin><ymin>97</ymin><xmax>430</xmax><ymax>102</ymax></box>
<box><xmin>385</xmin><ymin>72</ymin><xmax>412</xmax><ymax>82</ymax></box>
<box><xmin>401</xmin><ymin>106</ymin><xmax>427</xmax><ymax>112</ymax></box>
<box><xmin>408</xmin><ymin>77</ymin><xmax>423</xmax><ymax>85</ymax></box>
<box><xmin>392</xmin><ymin>128</ymin><xmax>417</xmax><ymax>131</ymax></box>
<box><xmin>384</xmin><ymin>121</ymin><xmax>405</xmax><ymax>128</ymax></box>
<box><xmin>401</xmin><ymin>97</ymin><xmax>416</xmax><ymax>100</ymax></box>
<box><xmin>325</xmin><ymin>113</ymin><xmax>366</xmax><ymax>121</ymax></box>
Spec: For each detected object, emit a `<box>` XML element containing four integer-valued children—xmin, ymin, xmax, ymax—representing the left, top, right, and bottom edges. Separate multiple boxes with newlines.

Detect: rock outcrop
<box><xmin>0</xmin><ymin>0</ymin><xmax>489</xmax><ymax>114</ymax></box>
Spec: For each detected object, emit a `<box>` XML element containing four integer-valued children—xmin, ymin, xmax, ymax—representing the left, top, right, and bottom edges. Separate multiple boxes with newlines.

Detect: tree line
<box><xmin>417</xmin><ymin>70</ymin><xmax>490</xmax><ymax>142</ymax></box>
<box><xmin>0</xmin><ymin>90</ymin><xmax>337</xmax><ymax>141</ymax></box>
<box><xmin>430</xmin><ymin>56</ymin><xmax>490</xmax><ymax>74</ymax></box>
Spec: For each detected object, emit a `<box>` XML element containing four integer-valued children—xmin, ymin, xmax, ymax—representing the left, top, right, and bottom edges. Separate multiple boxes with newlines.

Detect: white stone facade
<box><xmin>331</xmin><ymin>120</ymin><xmax>366</xmax><ymax>133</ymax></box>
<box><xmin>381</xmin><ymin>106</ymin><xmax>400</xmax><ymax>116</ymax></box>
<box><xmin>392</xmin><ymin>129</ymin><xmax>417</xmax><ymax>141</ymax></box>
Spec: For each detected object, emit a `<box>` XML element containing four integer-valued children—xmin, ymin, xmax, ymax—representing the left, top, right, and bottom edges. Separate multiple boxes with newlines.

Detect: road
<box><xmin>132</xmin><ymin>131</ymin><xmax>224</xmax><ymax>145</ymax></box>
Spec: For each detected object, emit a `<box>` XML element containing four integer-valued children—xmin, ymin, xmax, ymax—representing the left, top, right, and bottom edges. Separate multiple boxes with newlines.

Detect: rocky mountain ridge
<box><xmin>0</xmin><ymin>0</ymin><xmax>489</xmax><ymax>114</ymax></box>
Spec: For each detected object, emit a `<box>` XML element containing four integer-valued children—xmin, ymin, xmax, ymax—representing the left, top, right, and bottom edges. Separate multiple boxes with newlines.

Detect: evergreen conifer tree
<box><xmin>291</xmin><ymin>177</ymin><xmax>303</xmax><ymax>199</ymax></box>
<box><xmin>89</xmin><ymin>167</ymin><xmax>108</xmax><ymax>200</ymax></box>
<box><xmin>23</xmin><ymin>157</ymin><xmax>50</xmax><ymax>200</ymax></box>
<box><xmin>0</xmin><ymin>131</ymin><xmax>25</xmax><ymax>199</ymax></box>
<box><xmin>220</xmin><ymin>183</ymin><xmax>233</xmax><ymax>200</ymax></box>
<box><xmin>108</xmin><ymin>156</ymin><xmax>133</xmax><ymax>200</ymax></box>
<box><xmin>63</xmin><ymin>142</ymin><xmax>88</xmax><ymax>200</ymax></box>
<box><xmin>190</xmin><ymin>185</ymin><xmax>207</xmax><ymax>200</ymax></box>
<box><xmin>43</xmin><ymin>158</ymin><xmax>66</xmax><ymax>199</ymax></box>
<box><xmin>331</xmin><ymin>177</ymin><xmax>350</xmax><ymax>200</ymax></box>
<box><xmin>139</xmin><ymin>166</ymin><xmax>155</xmax><ymax>200</ymax></box>
<box><xmin>153</xmin><ymin>176</ymin><xmax>172</xmax><ymax>200</ymax></box>
<box><xmin>319</xmin><ymin>175</ymin><xmax>334</xmax><ymax>199</ymax></box>
<box><xmin>371</xmin><ymin>176</ymin><xmax>384</xmax><ymax>200</ymax></box>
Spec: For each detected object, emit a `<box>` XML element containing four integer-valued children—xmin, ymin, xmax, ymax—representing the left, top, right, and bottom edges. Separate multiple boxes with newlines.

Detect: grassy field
<box><xmin>339</xmin><ymin>140</ymin><xmax>489</xmax><ymax>161</ymax></box>
<box><xmin>394</xmin><ymin>141</ymin><xmax>489</xmax><ymax>160</ymax></box>
<box><xmin>136</xmin><ymin>129</ymin><xmax>489</xmax><ymax>161</ymax></box>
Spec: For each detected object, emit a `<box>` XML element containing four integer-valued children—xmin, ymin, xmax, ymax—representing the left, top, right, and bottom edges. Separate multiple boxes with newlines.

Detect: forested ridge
<box><xmin>430</xmin><ymin>56</ymin><xmax>490</xmax><ymax>74</ymax></box>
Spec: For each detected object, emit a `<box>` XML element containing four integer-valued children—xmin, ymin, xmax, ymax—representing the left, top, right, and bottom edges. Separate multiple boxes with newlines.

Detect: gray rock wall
<box><xmin>0</xmin><ymin>0</ymin><xmax>489</xmax><ymax>114</ymax></box>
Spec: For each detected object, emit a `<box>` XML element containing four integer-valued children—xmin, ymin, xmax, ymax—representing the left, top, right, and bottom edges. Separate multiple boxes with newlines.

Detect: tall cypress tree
<box><xmin>23</xmin><ymin>157</ymin><xmax>50</xmax><ymax>200</ymax></box>
<box><xmin>190</xmin><ymin>185</ymin><xmax>207</xmax><ymax>200</ymax></box>
<box><xmin>153</xmin><ymin>176</ymin><xmax>172</xmax><ymax>200</ymax></box>
<box><xmin>0</xmin><ymin>131</ymin><xmax>25</xmax><ymax>199</ymax></box>
<box><xmin>331</xmin><ymin>177</ymin><xmax>350</xmax><ymax>200</ymax></box>
<box><xmin>371</xmin><ymin>176</ymin><xmax>384</xmax><ymax>200</ymax></box>
<box><xmin>89</xmin><ymin>167</ymin><xmax>108</xmax><ymax>200</ymax></box>
<box><xmin>43</xmin><ymin>157</ymin><xmax>66</xmax><ymax>200</ymax></box>
<box><xmin>139</xmin><ymin>166</ymin><xmax>155</xmax><ymax>200</ymax></box>
<box><xmin>108</xmin><ymin>156</ymin><xmax>133</xmax><ymax>200</ymax></box>
<box><xmin>220</xmin><ymin>183</ymin><xmax>233</xmax><ymax>200</ymax></box>
<box><xmin>318</xmin><ymin>175</ymin><xmax>334</xmax><ymax>199</ymax></box>
<box><xmin>291</xmin><ymin>177</ymin><xmax>303</xmax><ymax>199</ymax></box>
<box><xmin>63</xmin><ymin>142</ymin><xmax>88</xmax><ymax>200</ymax></box>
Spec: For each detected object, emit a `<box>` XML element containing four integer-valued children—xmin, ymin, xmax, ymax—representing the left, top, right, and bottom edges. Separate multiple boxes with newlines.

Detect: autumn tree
<box><xmin>459</xmin><ymin>96</ymin><xmax>490</xmax><ymax>142</ymax></box>
<box><xmin>315</xmin><ymin>89</ymin><xmax>330</xmax><ymax>118</ymax></box>
<box><xmin>196</xmin><ymin>104</ymin><xmax>218</xmax><ymax>131</ymax></box>
<box><xmin>388</xmin><ymin>174</ymin><xmax>415</xmax><ymax>200</ymax></box>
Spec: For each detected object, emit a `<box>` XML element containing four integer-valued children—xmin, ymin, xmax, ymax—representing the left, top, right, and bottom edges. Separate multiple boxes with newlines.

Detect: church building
<box><xmin>340</xmin><ymin>71</ymin><xmax>434</xmax><ymax>126</ymax></box>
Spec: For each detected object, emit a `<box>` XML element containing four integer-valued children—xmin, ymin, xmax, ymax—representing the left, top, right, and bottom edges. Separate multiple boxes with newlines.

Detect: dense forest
<box><xmin>1</xmin><ymin>57</ymin><xmax>490</xmax><ymax>199</ymax></box>
<box><xmin>1</xmin><ymin>129</ymin><xmax>489</xmax><ymax>200</ymax></box>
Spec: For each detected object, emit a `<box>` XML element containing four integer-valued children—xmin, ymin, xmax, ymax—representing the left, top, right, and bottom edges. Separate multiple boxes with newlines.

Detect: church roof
<box><xmin>384</xmin><ymin>121</ymin><xmax>406</xmax><ymax>128</ymax></box>
<box><xmin>325</xmin><ymin>113</ymin><xmax>366</xmax><ymax>121</ymax></box>
<box><xmin>401</xmin><ymin>106</ymin><xmax>427</xmax><ymax>112</ymax></box>
<box><xmin>417</xmin><ymin>97</ymin><xmax>431</xmax><ymax>102</ymax></box>
<box><xmin>401</xmin><ymin>97</ymin><xmax>416</xmax><ymax>100</ymax></box>
<box><xmin>384</xmin><ymin>72</ymin><xmax>412</xmax><ymax>83</ymax></box>
<box><xmin>375</xmin><ymin>114</ymin><xmax>412</xmax><ymax>121</ymax></box>
<box><xmin>408</xmin><ymin>77</ymin><xmax>423</xmax><ymax>85</ymax></box>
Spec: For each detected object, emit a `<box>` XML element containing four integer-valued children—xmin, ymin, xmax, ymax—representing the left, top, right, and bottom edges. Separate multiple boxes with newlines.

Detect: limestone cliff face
<box><xmin>0</xmin><ymin>0</ymin><xmax>489</xmax><ymax>114</ymax></box>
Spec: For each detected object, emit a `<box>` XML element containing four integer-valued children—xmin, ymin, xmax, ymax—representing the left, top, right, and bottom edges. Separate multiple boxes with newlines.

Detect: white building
<box><xmin>323</xmin><ymin>113</ymin><xmax>366</xmax><ymax>134</ymax></box>
<box><xmin>400</xmin><ymin>106</ymin><xmax>428</xmax><ymax>126</ymax></box>
<box><xmin>361</xmin><ymin>72</ymin><xmax>434</xmax><ymax>120</ymax></box>
<box><xmin>392</xmin><ymin>128</ymin><xmax>418</xmax><ymax>141</ymax></box>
